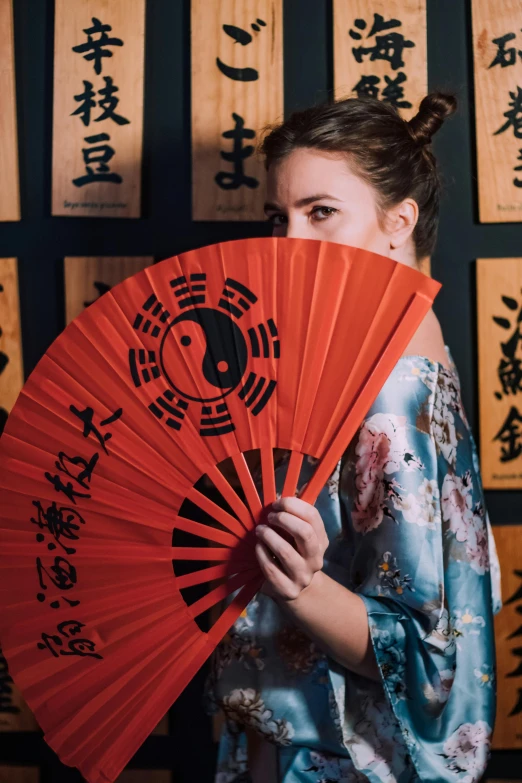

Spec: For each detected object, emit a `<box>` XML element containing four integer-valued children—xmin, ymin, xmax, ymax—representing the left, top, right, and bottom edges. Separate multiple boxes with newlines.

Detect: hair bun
<box><xmin>406</xmin><ymin>92</ymin><xmax>457</xmax><ymax>146</ymax></box>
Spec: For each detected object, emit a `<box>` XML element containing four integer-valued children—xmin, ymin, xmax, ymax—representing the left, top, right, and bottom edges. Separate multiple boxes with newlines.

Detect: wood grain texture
<box><xmin>333</xmin><ymin>0</ymin><xmax>427</xmax><ymax>120</ymax></box>
<box><xmin>0</xmin><ymin>259</ymin><xmax>23</xmax><ymax>425</ymax></box>
<box><xmin>191</xmin><ymin>0</ymin><xmax>283</xmax><ymax>221</ymax></box>
<box><xmin>0</xmin><ymin>0</ymin><xmax>20</xmax><ymax>221</ymax></box>
<box><xmin>477</xmin><ymin>259</ymin><xmax>522</xmax><ymax>489</ymax></box>
<box><xmin>64</xmin><ymin>256</ymin><xmax>154</xmax><ymax>324</ymax></box>
<box><xmin>490</xmin><ymin>525</ymin><xmax>522</xmax><ymax>749</ymax></box>
<box><xmin>0</xmin><ymin>768</ymin><xmax>39</xmax><ymax>783</ymax></box>
<box><xmin>472</xmin><ymin>0</ymin><xmax>522</xmax><ymax>222</ymax></box>
<box><xmin>0</xmin><ymin>646</ymin><xmax>39</xmax><ymax>730</ymax></box>
<box><xmin>52</xmin><ymin>0</ymin><xmax>146</xmax><ymax>218</ymax></box>
<box><xmin>115</xmin><ymin>772</ymin><xmax>171</xmax><ymax>782</ymax></box>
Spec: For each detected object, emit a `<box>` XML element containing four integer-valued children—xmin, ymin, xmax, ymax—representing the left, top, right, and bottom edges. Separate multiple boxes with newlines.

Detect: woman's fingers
<box><xmin>266</xmin><ymin>511</ymin><xmax>321</xmax><ymax>563</ymax></box>
<box><xmin>255</xmin><ymin>540</ymin><xmax>303</xmax><ymax>601</ymax></box>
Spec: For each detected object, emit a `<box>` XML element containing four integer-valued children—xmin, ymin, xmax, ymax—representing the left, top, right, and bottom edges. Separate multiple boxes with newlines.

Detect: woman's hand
<box><xmin>254</xmin><ymin>497</ymin><xmax>329</xmax><ymax>602</ymax></box>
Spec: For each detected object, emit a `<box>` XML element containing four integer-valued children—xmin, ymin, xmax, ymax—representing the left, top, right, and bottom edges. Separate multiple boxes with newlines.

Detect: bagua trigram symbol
<box><xmin>129</xmin><ymin>274</ymin><xmax>279</xmax><ymax>436</ymax></box>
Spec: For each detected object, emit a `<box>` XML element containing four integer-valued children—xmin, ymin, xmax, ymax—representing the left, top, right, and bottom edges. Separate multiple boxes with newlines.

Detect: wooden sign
<box><xmin>333</xmin><ymin>0</ymin><xmax>427</xmax><ymax>120</ymax></box>
<box><xmin>151</xmin><ymin>712</ymin><xmax>168</xmax><ymax>736</ymax></box>
<box><xmin>477</xmin><ymin>259</ymin><xmax>522</xmax><ymax>489</ymax></box>
<box><xmin>0</xmin><ymin>646</ymin><xmax>39</xmax><ymax>731</ymax></box>
<box><xmin>0</xmin><ymin>0</ymin><xmax>20</xmax><ymax>221</ymax></box>
<box><xmin>471</xmin><ymin>0</ymin><xmax>522</xmax><ymax>222</ymax></box>
<box><xmin>0</xmin><ymin>259</ymin><xmax>24</xmax><ymax>436</ymax></box>
<box><xmin>0</xmin><ymin>768</ymin><xmax>39</xmax><ymax>783</ymax></box>
<box><xmin>191</xmin><ymin>0</ymin><xmax>283</xmax><ymax>221</ymax></box>
<box><xmin>115</xmin><ymin>772</ymin><xmax>171</xmax><ymax>782</ymax></box>
<box><xmin>52</xmin><ymin>0</ymin><xmax>146</xmax><ymax>218</ymax></box>
<box><xmin>491</xmin><ymin>525</ymin><xmax>522</xmax><ymax>749</ymax></box>
<box><xmin>64</xmin><ymin>256</ymin><xmax>154</xmax><ymax>324</ymax></box>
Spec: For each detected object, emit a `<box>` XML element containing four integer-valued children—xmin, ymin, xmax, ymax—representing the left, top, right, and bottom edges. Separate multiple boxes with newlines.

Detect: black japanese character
<box><xmin>83</xmin><ymin>280</ymin><xmax>112</xmax><ymax>308</ymax></box>
<box><xmin>489</xmin><ymin>32</ymin><xmax>520</xmax><ymax>69</ymax></box>
<box><xmin>71</xmin><ymin>77</ymin><xmax>130</xmax><ymax>127</ymax></box>
<box><xmin>382</xmin><ymin>72</ymin><xmax>412</xmax><ymax>109</ymax></box>
<box><xmin>36</xmin><ymin>555</ymin><xmax>80</xmax><ymax>609</ymax></box>
<box><xmin>44</xmin><ymin>473</ymin><xmax>91</xmax><ymax>504</ymax></box>
<box><xmin>353</xmin><ymin>74</ymin><xmax>380</xmax><ymax>99</ymax></box>
<box><xmin>350</xmin><ymin>14</ymin><xmax>414</xmax><ymax>71</ymax></box>
<box><xmin>37</xmin><ymin>620</ymin><xmax>103</xmax><ymax>659</ymax></box>
<box><xmin>72</xmin><ymin>133</ymin><xmax>123</xmax><ymax>187</ymax></box>
<box><xmin>54</xmin><ymin>451</ymin><xmax>99</xmax><ymax>490</ymax></box>
<box><xmin>492</xmin><ymin>290</ymin><xmax>522</xmax><ymax>397</ymax></box>
<box><xmin>215</xmin><ymin>113</ymin><xmax>259</xmax><ymax>190</ymax></box>
<box><xmin>31</xmin><ymin>500</ymin><xmax>85</xmax><ymax>555</ymax></box>
<box><xmin>495</xmin><ymin>86</ymin><xmax>522</xmax><ymax>138</ymax></box>
<box><xmin>216</xmin><ymin>17</ymin><xmax>266</xmax><ymax>81</ymax></box>
<box><xmin>493</xmin><ymin>405</ymin><xmax>522</xmax><ymax>462</ymax></box>
<box><xmin>72</xmin><ymin>17</ymin><xmax>123</xmax><ymax>76</ymax></box>
<box><xmin>70</xmin><ymin>404</ymin><xmax>122</xmax><ymax>454</ymax></box>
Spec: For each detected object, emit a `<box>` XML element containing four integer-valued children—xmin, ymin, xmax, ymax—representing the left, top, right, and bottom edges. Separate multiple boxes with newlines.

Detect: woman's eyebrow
<box><xmin>264</xmin><ymin>194</ymin><xmax>343</xmax><ymax>212</ymax></box>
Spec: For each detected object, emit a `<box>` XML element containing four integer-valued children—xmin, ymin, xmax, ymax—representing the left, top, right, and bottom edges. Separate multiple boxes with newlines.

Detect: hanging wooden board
<box><xmin>0</xmin><ymin>768</ymin><xmax>39</xmax><ymax>783</ymax></box>
<box><xmin>151</xmin><ymin>712</ymin><xmax>168</xmax><ymax>736</ymax></box>
<box><xmin>471</xmin><ymin>0</ymin><xmax>522</xmax><ymax>222</ymax></box>
<box><xmin>0</xmin><ymin>646</ymin><xmax>39</xmax><ymax>731</ymax></box>
<box><xmin>0</xmin><ymin>258</ymin><xmax>24</xmax><ymax>436</ymax></box>
<box><xmin>477</xmin><ymin>259</ymin><xmax>522</xmax><ymax>489</ymax></box>
<box><xmin>333</xmin><ymin>0</ymin><xmax>427</xmax><ymax>120</ymax></box>
<box><xmin>491</xmin><ymin>525</ymin><xmax>522</xmax><ymax>749</ymax></box>
<box><xmin>115</xmin><ymin>772</ymin><xmax>171</xmax><ymax>782</ymax></box>
<box><xmin>191</xmin><ymin>0</ymin><xmax>283</xmax><ymax>221</ymax></box>
<box><xmin>0</xmin><ymin>0</ymin><xmax>20</xmax><ymax>221</ymax></box>
<box><xmin>64</xmin><ymin>256</ymin><xmax>154</xmax><ymax>324</ymax></box>
<box><xmin>52</xmin><ymin>0</ymin><xmax>146</xmax><ymax>218</ymax></box>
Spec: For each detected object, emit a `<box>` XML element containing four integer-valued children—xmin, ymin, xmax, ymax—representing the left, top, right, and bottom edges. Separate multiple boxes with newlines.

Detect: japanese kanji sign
<box><xmin>64</xmin><ymin>256</ymin><xmax>154</xmax><ymax>324</ymax></box>
<box><xmin>0</xmin><ymin>0</ymin><xmax>20</xmax><ymax>222</ymax></box>
<box><xmin>491</xmin><ymin>525</ymin><xmax>522</xmax><ymax>749</ymax></box>
<box><xmin>191</xmin><ymin>0</ymin><xmax>283</xmax><ymax>220</ymax></box>
<box><xmin>472</xmin><ymin>0</ymin><xmax>522</xmax><ymax>222</ymax></box>
<box><xmin>333</xmin><ymin>0</ymin><xmax>427</xmax><ymax>122</ymax></box>
<box><xmin>0</xmin><ymin>259</ymin><xmax>23</xmax><ymax>438</ymax></box>
<box><xmin>477</xmin><ymin>259</ymin><xmax>522</xmax><ymax>489</ymax></box>
<box><xmin>52</xmin><ymin>0</ymin><xmax>146</xmax><ymax>218</ymax></box>
<box><xmin>0</xmin><ymin>644</ymin><xmax>38</xmax><ymax>732</ymax></box>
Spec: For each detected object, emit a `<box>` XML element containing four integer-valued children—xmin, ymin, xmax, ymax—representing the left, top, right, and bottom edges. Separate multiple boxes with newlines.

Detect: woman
<box><xmin>204</xmin><ymin>93</ymin><xmax>503</xmax><ymax>783</ymax></box>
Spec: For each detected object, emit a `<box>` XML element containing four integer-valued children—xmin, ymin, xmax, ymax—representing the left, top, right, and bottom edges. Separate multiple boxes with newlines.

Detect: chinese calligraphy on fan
<box><xmin>34</xmin><ymin>403</ymin><xmax>123</xmax><ymax>660</ymax></box>
<box><xmin>348</xmin><ymin>12</ymin><xmax>415</xmax><ymax>110</ymax></box>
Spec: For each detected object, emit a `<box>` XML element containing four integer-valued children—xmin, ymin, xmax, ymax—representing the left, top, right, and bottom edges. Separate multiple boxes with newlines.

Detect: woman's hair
<box><xmin>259</xmin><ymin>92</ymin><xmax>457</xmax><ymax>261</ymax></box>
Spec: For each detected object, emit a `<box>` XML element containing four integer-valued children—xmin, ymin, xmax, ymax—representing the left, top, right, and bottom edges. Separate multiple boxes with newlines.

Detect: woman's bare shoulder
<box><xmin>401</xmin><ymin>308</ymin><xmax>450</xmax><ymax>370</ymax></box>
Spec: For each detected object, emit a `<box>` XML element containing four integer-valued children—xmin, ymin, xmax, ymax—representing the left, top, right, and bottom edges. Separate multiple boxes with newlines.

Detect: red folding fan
<box><xmin>0</xmin><ymin>236</ymin><xmax>440</xmax><ymax>782</ymax></box>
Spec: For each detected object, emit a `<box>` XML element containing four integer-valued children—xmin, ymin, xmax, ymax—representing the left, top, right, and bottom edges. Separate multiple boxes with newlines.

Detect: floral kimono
<box><xmin>204</xmin><ymin>347</ymin><xmax>503</xmax><ymax>783</ymax></box>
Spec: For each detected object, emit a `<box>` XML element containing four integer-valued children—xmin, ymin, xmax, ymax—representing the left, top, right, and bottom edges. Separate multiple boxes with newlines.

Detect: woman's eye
<box><xmin>311</xmin><ymin>206</ymin><xmax>337</xmax><ymax>220</ymax></box>
<box><xmin>267</xmin><ymin>213</ymin><xmax>287</xmax><ymax>225</ymax></box>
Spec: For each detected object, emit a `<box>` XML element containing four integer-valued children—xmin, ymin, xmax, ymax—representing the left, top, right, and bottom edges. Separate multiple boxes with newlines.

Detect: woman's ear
<box><xmin>386</xmin><ymin>198</ymin><xmax>418</xmax><ymax>250</ymax></box>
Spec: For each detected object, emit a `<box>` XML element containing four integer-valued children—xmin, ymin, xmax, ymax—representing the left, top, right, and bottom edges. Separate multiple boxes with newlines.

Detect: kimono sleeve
<box><xmin>338</xmin><ymin>360</ymin><xmax>498</xmax><ymax>782</ymax></box>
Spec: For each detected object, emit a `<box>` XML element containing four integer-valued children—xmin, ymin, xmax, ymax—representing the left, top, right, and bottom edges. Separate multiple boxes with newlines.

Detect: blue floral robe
<box><xmin>204</xmin><ymin>348</ymin><xmax>503</xmax><ymax>783</ymax></box>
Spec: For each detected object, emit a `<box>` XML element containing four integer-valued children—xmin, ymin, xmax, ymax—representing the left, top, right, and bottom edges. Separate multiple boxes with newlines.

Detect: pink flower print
<box><xmin>352</xmin><ymin>414</ymin><xmax>421</xmax><ymax>535</ymax></box>
<box><xmin>441</xmin><ymin>472</ymin><xmax>473</xmax><ymax>540</ymax></box>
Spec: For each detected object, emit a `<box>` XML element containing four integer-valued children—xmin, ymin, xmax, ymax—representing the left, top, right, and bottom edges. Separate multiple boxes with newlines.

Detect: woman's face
<box><xmin>264</xmin><ymin>147</ymin><xmax>417</xmax><ymax>263</ymax></box>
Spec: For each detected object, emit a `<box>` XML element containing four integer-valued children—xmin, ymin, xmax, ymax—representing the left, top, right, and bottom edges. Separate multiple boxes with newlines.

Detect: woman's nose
<box><xmin>284</xmin><ymin>220</ymin><xmax>315</xmax><ymax>240</ymax></box>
